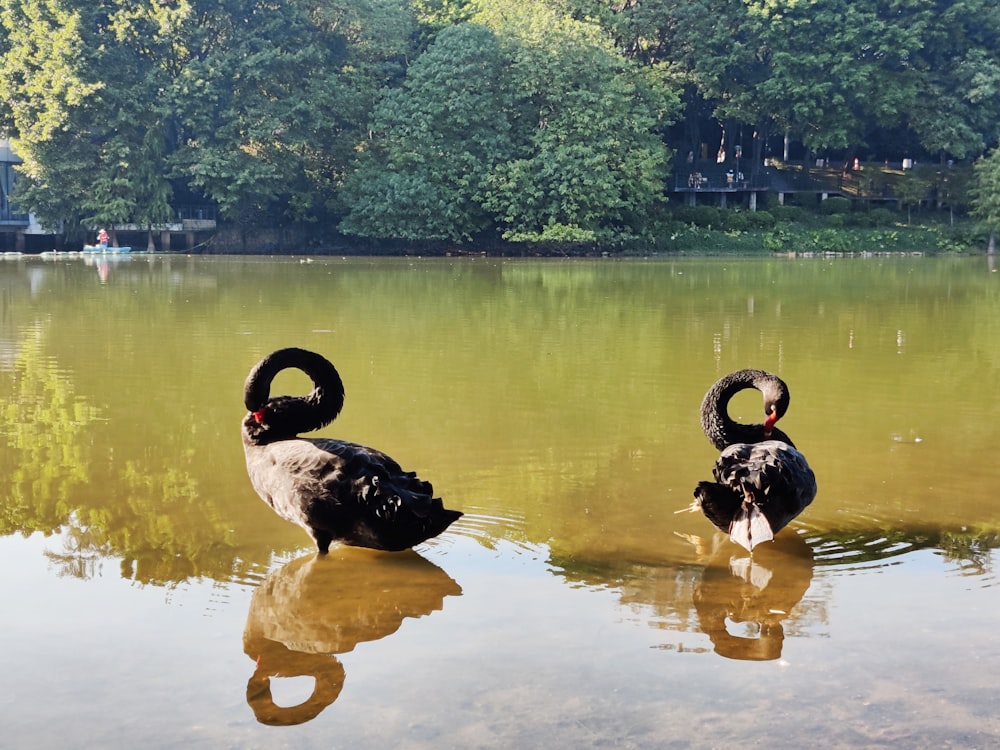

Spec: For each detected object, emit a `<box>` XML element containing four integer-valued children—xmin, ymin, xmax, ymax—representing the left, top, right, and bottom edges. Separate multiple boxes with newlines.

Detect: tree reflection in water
<box><xmin>0</xmin><ymin>327</ymin><xmax>99</xmax><ymax>537</ymax></box>
<box><xmin>243</xmin><ymin>547</ymin><xmax>461</xmax><ymax>726</ymax></box>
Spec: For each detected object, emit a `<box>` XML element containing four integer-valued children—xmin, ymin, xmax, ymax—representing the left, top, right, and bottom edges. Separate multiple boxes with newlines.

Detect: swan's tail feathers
<box><xmin>728</xmin><ymin>502</ymin><xmax>774</xmax><ymax>552</ymax></box>
<box><xmin>423</xmin><ymin>505</ymin><xmax>463</xmax><ymax>540</ymax></box>
<box><xmin>366</xmin><ymin>478</ymin><xmax>463</xmax><ymax>549</ymax></box>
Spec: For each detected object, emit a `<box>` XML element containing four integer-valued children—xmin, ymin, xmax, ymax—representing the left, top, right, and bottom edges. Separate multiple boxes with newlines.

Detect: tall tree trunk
<box><xmin>751</xmin><ymin>121</ymin><xmax>770</xmax><ymax>185</ymax></box>
<box><xmin>989</xmin><ymin>231</ymin><xmax>996</xmax><ymax>256</ymax></box>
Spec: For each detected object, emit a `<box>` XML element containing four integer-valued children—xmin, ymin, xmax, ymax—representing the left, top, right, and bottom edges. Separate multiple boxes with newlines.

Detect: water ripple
<box><xmin>801</xmin><ymin>526</ymin><xmax>1000</xmax><ymax>585</ymax></box>
<box><xmin>802</xmin><ymin>525</ymin><xmax>935</xmax><ymax>570</ymax></box>
<box><xmin>440</xmin><ymin>507</ymin><xmax>536</xmax><ymax>554</ymax></box>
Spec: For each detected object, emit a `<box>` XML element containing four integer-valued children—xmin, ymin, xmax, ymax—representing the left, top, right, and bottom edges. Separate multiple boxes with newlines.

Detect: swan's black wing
<box><xmin>693</xmin><ymin>440</ymin><xmax>816</xmax><ymax>551</ymax></box>
<box><xmin>245</xmin><ymin>438</ymin><xmax>461</xmax><ymax>552</ymax></box>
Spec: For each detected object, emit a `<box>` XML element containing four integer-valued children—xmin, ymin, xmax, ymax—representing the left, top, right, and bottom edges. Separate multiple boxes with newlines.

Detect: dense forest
<box><xmin>1</xmin><ymin>0</ymin><xmax>1000</xmax><ymax>249</ymax></box>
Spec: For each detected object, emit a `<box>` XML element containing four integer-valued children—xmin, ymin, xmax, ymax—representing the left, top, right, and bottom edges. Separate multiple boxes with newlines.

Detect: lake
<box><xmin>1</xmin><ymin>252</ymin><xmax>998</xmax><ymax>748</ymax></box>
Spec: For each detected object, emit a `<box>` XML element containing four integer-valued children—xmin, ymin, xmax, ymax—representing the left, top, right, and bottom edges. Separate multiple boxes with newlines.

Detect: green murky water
<box><xmin>1</xmin><ymin>253</ymin><xmax>998</xmax><ymax>747</ymax></box>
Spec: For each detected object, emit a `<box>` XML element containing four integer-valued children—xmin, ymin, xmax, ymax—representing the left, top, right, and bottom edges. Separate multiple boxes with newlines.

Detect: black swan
<box><xmin>241</xmin><ymin>347</ymin><xmax>462</xmax><ymax>552</ymax></box>
<box><xmin>685</xmin><ymin>369</ymin><xmax>817</xmax><ymax>552</ymax></box>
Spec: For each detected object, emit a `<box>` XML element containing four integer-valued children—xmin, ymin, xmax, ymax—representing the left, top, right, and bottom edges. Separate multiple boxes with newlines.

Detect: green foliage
<box><xmin>746</xmin><ymin>210</ymin><xmax>776</xmax><ymax>229</ymax></box>
<box><xmin>0</xmin><ymin>0</ymin><xmax>176</xmax><ymax>233</ymax></box>
<box><xmin>475</xmin><ymin>0</ymin><xmax>678</xmax><ymax>240</ymax></box>
<box><xmin>819</xmin><ymin>196</ymin><xmax>851</xmax><ymax>215</ymax></box>
<box><xmin>895</xmin><ymin>170</ymin><xmax>933</xmax><ymax>224</ymax></box>
<box><xmin>674</xmin><ymin>205</ymin><xmax>723</xmax><ymax>228</ymax></box>
<box><xmin>769</xmin><ymin>204</ymin><xmax>806</xmax><ymax>223</ymax></box>
<box><xmin>594</xmin><ymin>0</ymin><xmax>1000</xmax><ymax>163</ymax></box>
<box><xmin>342</xmin><ymin>0</ymin><xmax>680</xmax><ymax>242</ymax></box>
<box><xmin>0</xmin><ymin>0</ymin><xmax>100</xmax><ymax>144</ymax></box>
<box><xmin>970</xmin><ymin>147</ymin><xmax>1000</xmax><ymax>232</ymax></box>
<box><xmin>905</xmin><ymin>1</ymin><xmax>1000</xmax><ymax>158</ymax></box>
<box><xmin>169</xmin><ymin>0</ymin><xmax>415</xmax><ymax>224</ymax></box>
<box><xmin>870</xmin><ymin>207</ymin><xmax>898</xmax><ymax>227</ymax></box>
<box><xmin>0</xmin><ymin>0</ymin><xmax>997</xmax><ymax>245</ymax></box>
<box><xmin>1</xmin><ymin>0</ymin><xmax>417</xmax><ymax>230</ymax></box>
<box><xmin>668</xmin><ymin>206</ymin><xmax>775</xmax><ymax>234</ymax></box>
<box><xmin>505</xmin><ymin>222</ymin><xmax>598</xmax><ymax>244</ymax></box>
<box><xmin>723</xmin><ymin>211</ymin><xmax>751</xmax><ymax>231</ymax></box>
<box><xmin>970</xmin><ymin>146</ymin><xmax>1000</xmax><ymax>250</ymax></box>
<box><xmin>763</xmin><ymin>227</ymin><xmax>792</xmax><ymax>252</ymax></box>
<box><xmin>340</xmin><ymin>23</ymin><xmax>510</xmax><ymax>241</ymax></box>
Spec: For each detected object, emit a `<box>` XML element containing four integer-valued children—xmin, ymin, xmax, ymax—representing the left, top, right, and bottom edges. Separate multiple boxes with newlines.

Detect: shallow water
<box><xmin>1</xmin><ymin>253</ymin><xmax>998</xmax><ymax>748</ymax></box>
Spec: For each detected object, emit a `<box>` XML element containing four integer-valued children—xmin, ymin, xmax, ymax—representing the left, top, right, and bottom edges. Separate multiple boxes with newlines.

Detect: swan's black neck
<box><xmin>242</xmin><ymin>348</ymin><xmax>345</xmax><ymax>444</ymax></box>
<box><xmin>700</xmin><ymin>369</ymin><xmax>794</xmax><ymax>450</ymax></box>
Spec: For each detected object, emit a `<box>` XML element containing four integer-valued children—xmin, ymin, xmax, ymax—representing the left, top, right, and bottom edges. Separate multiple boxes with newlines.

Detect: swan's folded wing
<box><xmin>307</xmin><ymin>438</ymin><xmax>446</xmax><ymax>518</ymax></box>
<box><xmin>713</xmin><ymin>441</ymin><xmax>816</xmax><ymax>508</ymax></box>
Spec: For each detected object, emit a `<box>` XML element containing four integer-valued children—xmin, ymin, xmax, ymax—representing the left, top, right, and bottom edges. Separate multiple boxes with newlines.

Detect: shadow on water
<box><xmin>242</xmin><ymin>547</ymin><xmax>461</xmax><ymax>726</ymax></box>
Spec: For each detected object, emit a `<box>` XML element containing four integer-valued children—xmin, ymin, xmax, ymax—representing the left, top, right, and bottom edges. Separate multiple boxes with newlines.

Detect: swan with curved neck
<box><xmin>688</xmin><ymin>369</ymin><xmax>816</xmax><ymax>552</ymax></box>
<box><xmin>241</xmin><ymin>347</ymin><xmax>462</xmax><ymax>553</ymax></box>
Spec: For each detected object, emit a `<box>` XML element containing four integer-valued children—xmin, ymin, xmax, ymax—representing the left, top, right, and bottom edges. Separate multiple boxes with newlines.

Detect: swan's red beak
<box><xmin>763</xmin><ymin>408</ymin><xmax>779</xmax><ymax>438</ymax></box>
<box><xmin>253</xmin><ymin>409</ymin><xmax>266</xmax><ymax>424</ymax></box>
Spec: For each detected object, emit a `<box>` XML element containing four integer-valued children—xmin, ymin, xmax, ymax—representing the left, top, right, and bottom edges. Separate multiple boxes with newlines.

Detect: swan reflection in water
<box><xmin>690</xmin><ymin>531</ymin><xmax>814</xmax><ymax>661</ymax></box>
<box><xmin>243</xmin><ymin>547</ymin><xmax>461</xmax><ymax>725</ymax></box>
<box><xmin>550</xmin><ymin>529</ymin><xmax>818</xmax><ymax>661</ymax></box>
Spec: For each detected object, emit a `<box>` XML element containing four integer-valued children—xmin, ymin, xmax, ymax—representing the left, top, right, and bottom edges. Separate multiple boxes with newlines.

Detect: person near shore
<box><xmin>97</xmin><ymin>228</ymin><xmax>108</xmax><ymax>248</ymax></box>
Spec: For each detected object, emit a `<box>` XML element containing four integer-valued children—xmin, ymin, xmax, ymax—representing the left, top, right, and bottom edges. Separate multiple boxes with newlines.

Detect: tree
<box><xmin>473</xmin><ymin>0</ymin><xmax>678</xmax><ymax>242</ymax></box>
<box><xmin>970</xmin><ymin>148</ymin><xmax>1000</xmax><ymax>254</ymax></box>
<box><xmin>0</xmin><ymin>0</ymin><xmax>177</xmax><ymax>240</ymax></box>
<box><xmin>895</xmin><ymin>170</ymin><xmax>931</xmax><ymax>226</ymax></box>
<box><xmin>342</xmin><ymin>0</ymin><xmax>679</xmax><ymax>244</ymax></box>
<box><xmin>339</xmin><ymin>23</ymin><xmax>513</xmax><ymax>241</ymax></box>
<box><xmin>1</xmin><ymin>0</ymin><xmax>415</xmax><ymax>237</ymax></box>
<box><xmin>169</xmin><ymin>0</ymin><xmax>415</xmax><ymax>227</ymax></box>
<box><xmin>903</xmin><ymin>0</ymin><xmax>1000</xmax><ymax>160</ymax></box>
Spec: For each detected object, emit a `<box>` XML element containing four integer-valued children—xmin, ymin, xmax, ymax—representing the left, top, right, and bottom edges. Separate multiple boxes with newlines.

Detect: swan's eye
<box><xmin>763</xmin><ymin>408</ymin><xmax>779</xmax><ymax>433</ymax></box>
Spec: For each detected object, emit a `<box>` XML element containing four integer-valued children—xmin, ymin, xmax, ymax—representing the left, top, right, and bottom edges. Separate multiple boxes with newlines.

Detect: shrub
<box><xmin>724</xmin><ymin>210</ymin><xmax>751</xmax><ymax>231</ymax></box>
<box><xmin>770</xmin><ymin>204</ymin><xmax>806</xmax><ymax>223</ymax></box>
<box><xmin>746</xmin><ymin>210</ymin><xmax>776</xmax><ymax>229</ymax></box>
<box><xmin>675</xmin><ymin>205</ymin><xmax>724</xmax><ymax>228</ymax></box>
<box><xmin>869</xmin><ymin>207</ymin><xmax>897</xmax><ymax>226</ymax></box>
<box><xmin>819</xmin><ymin>196</ymin><xmax>852</xmax><ymax>215</ymax></box>
<box><xmin>844</xmin><ymin>211</ymin><xmax>873</xmax><ymax>228</ymax></box>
